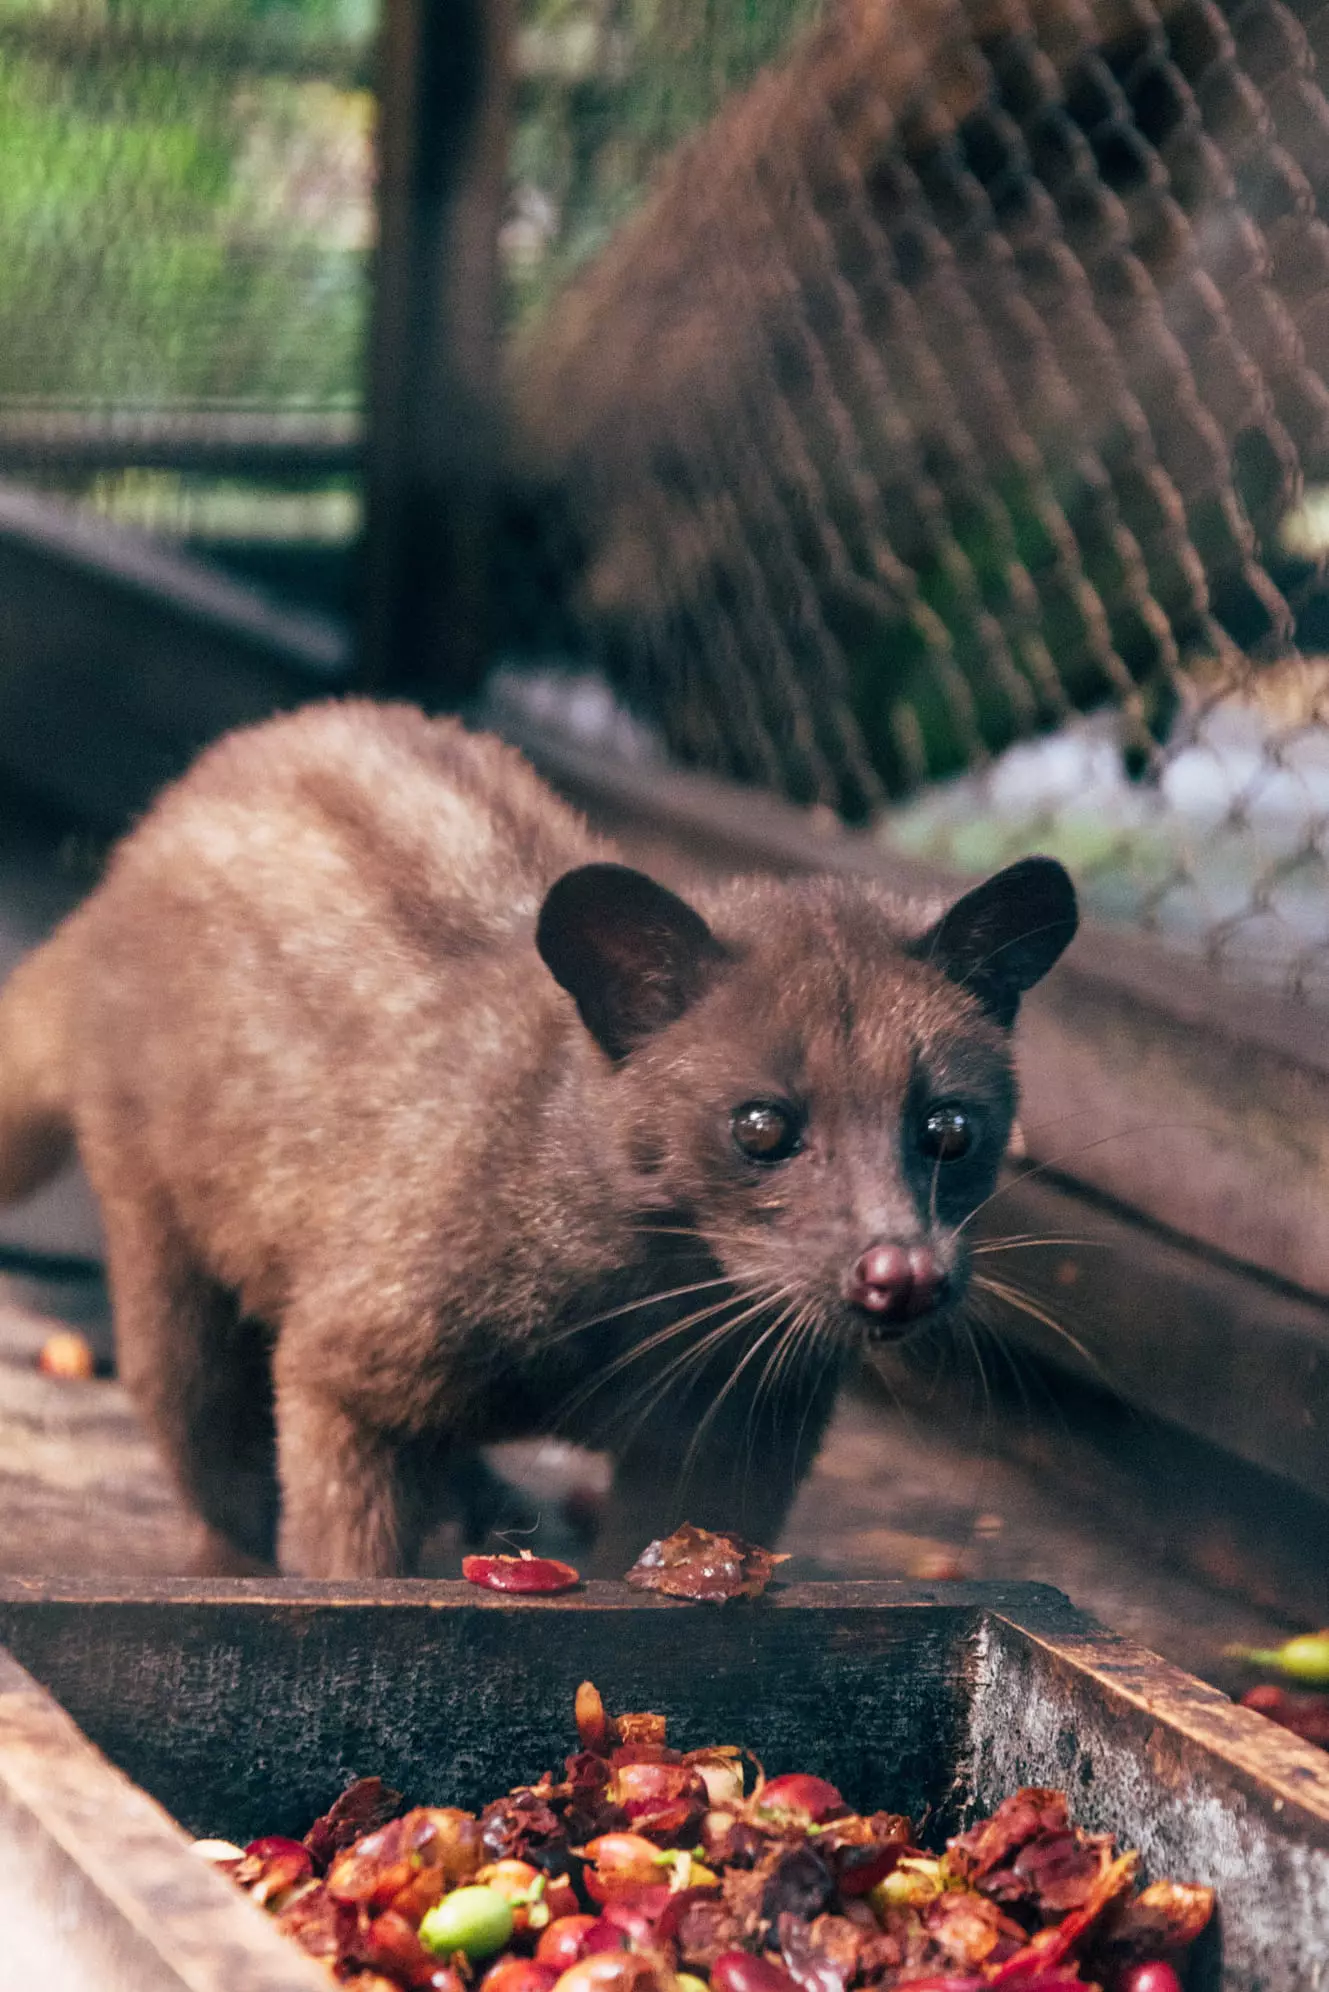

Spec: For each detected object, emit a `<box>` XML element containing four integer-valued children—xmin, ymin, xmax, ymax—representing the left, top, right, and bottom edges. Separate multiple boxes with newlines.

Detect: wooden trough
<box><xmin>0</xmin><ymin>1580</ymin><xmax>1325</xmax><ymax>1991</ymax></box>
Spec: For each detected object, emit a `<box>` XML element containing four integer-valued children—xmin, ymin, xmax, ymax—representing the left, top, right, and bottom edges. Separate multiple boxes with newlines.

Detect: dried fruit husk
<box><xmin>989</xmin><ymin>1849</ymin><xmax>1139</xmax><ymax>1978</ymax></box>
<box><xmin>673</xmin><ymin>1895</ymin><xmax>745</xmax><ymax>1969</ymax></box>
<box><xmin>701</xmin><ymin>1814</ymin><xmax>771</xmax><ymax>1869</ymax></box>
<box><xmin>777</xmin><ymin>1910</ymin><xmax>865</xmax><ymax>1992</ymax></box>
<box><xmin>617</xmin><ymin>1711</ymin><xmax>669</xmax><ymax>1749</ymax></box>
<box><xmin>1087</xmin><ymin>1877</ymin><xmax>1216</xmax><ymax>1966</ymax></box>
<box><xmin>274</xmin><ymin>1880</ymin><xmax>354</xmax><ymax>1965</ymax></box>
<box><xmin>234</xmin><ymin>1837</ymin><xmax>314</xmax><ymax>1907</ymax></box>
<box><xmin>946</xmin><ymin>1791</ymin><xmax>1070</xmax><ymax>1885</ymax></box>
<box><xmin>304</xmin><ymin>1774</ymin><xmax>404</xmax><ymax>1872</ymax></box>
<box><xmin>625</xmin><ymin>1524</ymin><xmax>787</xmax><ymax>1602</ymax></box>
<box><xmin>685</xmin><ymin>1747</ymin><xmax>746</xmax><ymax>1811</ymax></box>
<box><xmin>922</xmin><ymin>1890</ymin><xmax>1027</xmax><ymax>1972</ymax></box>
<box><xmin>576</xmin><ymin>1681</ymin><xmax>670</xmax><ymax>1755</ymax></box>
<box><xmin>896</xmin><ymin>1977</ymin><xmax>1089</xmax><ymax>1990</ymax></box>
<box><xmin>982</xmin><ymin>1828</ymin><xmax>1116</xmax><ymax>1918</ymax></box>
<box><xmin>481</xmin><ymin>1787</ymin><xmax>570</xmax><ymax>1865</ymax></box>
<box><xmin>815</xmin><ymin>1813</ymin><xmax>914</xmax><ymax>1896</ymax></box>
<box><xmin>327</xmin><ymin>1807</ymin><xmax>482</xmax><ymax>1916</ymax></box>
<box><xmin>577</xmin><ymin>1681</ymin><xmax>615</xmax><ymax>1753</ymax></box>
<box><xmin>760</xmin><ymin>1844</ymin><xmax>836</xmax><ymax>1923</ymax></box>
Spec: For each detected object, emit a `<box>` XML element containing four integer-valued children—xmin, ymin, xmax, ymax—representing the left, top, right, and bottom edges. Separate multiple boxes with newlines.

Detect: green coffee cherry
<box><xmin>868</xmin><ymin>1856</ymin><xmax>947</xmax><ymax>1914</ymax></box>
<box><xmin>1228</xmin><ymin>1633</ymin><xmax>1329</xmax><ymax>1683</ymax></box>
<box><xmin>419</xmin><ymin>1884</ymin><xmax>515</xmax><ymax>1959</ymax></box>
<box><xmin>676</xmin><ymin>1975</ymin><xmax>710</xmax><ymax>1992</ymax></box>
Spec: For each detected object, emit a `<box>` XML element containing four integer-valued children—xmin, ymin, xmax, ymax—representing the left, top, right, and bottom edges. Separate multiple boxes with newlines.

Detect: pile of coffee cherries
<box><xmin>196</xmin><ymin>1683</ymin><xmax>1213</xmax><ymax>1991</ymax></box>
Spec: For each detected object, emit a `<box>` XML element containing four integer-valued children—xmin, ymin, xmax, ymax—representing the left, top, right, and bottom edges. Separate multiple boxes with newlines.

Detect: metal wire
<box><xmin>507</xmin><ymin>0</ymin><xmax>1329</xmax><ymax>996</ymax></box>
<box><xmin>0</xmin><ymin>0</ymin><xmax>373</xmax><ymax>522</ymax></box>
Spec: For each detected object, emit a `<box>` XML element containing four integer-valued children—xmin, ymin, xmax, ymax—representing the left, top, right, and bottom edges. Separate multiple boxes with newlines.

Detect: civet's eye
<box><xmin>919</xmin><ymin>1102</ymin><xmax>977</xmax><ymax>1162</ymax></box>
<box><xmin>731</xmin><ymin>1099</ymin><xmax>802</xmax><ymax>1164</ymax></box>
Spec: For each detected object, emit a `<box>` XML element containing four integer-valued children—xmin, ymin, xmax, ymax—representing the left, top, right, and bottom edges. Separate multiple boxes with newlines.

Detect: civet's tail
<box><xmin>0</xmin><ymin>918</ymin><xmax>80</xmax><ymax>1202</ymax></box>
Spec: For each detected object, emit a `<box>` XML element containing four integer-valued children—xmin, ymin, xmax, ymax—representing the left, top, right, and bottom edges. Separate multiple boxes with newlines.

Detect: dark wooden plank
<box><xmin>968</xmin><ymin>1170</ymin><xmax>1329</xmax><ymax>1510</ymax></box>
<box><xmin>0</xmin><ymin>410</ymin><xmax>361</xmax><ymax>477</ymax></box>
<box><xmin>0</xmin><ymin>10</ymin><xmax>371</xmax><ymax>84</ymax></box>
<box><xmin>1</xmin><ymin>1583</ymin><xmax>1329</xmax><ymax>1987</ymax></box>
<box><xmin>0</xmin><ymin>481</ymin><xmax>346</xmax><ymax>823</ymax></box>
<box><xmin>0</xmin><ymin>1580</ymin><xmax>997</xmax><ymax>1843</ymax></box>
<box><xmin>357</xmin><ymin>0</ymin><xmax>510</xmax><ymax>699</ymax></box>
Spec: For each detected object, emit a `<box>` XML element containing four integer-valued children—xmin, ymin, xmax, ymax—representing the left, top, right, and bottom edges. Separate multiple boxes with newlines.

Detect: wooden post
<box><xmin>357</xmin><ymin>0</ymin><xmax>510</xmax><ymax>700</ymax></box>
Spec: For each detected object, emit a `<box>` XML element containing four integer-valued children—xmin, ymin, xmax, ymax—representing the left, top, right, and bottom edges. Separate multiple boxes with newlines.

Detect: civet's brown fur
<box><xmin>0</xmin><ymin>702</ymin><xmax>1075</xmax><ymax>1576</ymax></box>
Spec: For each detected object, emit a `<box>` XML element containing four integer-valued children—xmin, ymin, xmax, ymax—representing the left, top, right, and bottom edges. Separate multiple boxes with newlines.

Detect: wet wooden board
<box><xmin>0</xmin><ymin>1581</ymin><xmax>1327</xmax><ymax>1989</ymax></box>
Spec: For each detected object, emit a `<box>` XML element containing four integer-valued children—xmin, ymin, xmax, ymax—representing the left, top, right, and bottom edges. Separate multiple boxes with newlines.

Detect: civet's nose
<box><xmin>844</xmin><ymin>1240</ymin><xmax>944</xmax><ymax>1328</ymax></box>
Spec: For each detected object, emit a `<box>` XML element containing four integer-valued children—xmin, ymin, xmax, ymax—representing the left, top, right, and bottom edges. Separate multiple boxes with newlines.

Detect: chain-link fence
<box><xmin>9</xmin><ymin>0</ymin><xmax>1329</xmax><ymax>993</ymax></box>
<box><xmin>502</xmin><ymin>0</ymin><xmax>1329</xmax><ymax>997</ymax></box>
<box><xmin>0</xmin><ymin>0</ymin><xmax>372</xmax><ymax>610</ymax></box>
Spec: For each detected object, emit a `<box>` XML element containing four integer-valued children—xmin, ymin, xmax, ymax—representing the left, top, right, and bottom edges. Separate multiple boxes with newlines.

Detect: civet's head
<box><xmin>537</xmin><ymin>856</ymin><xmax>1076</xmax><ymax>1342</ymax></box>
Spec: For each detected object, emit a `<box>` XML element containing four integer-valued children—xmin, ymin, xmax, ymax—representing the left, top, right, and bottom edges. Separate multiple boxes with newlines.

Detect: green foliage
<box><xmin>509</xmin><ymin>0</ymin><xmax>825</xmax><ymax>324</ymax></box>
<box><xmin>0</xmin><ymin>0</ymin><xmax>374</xmax><ymax>46</ymax></box>
<box><xmin>0</xmin><ymin>2</ymin><xmax>372</xmax><ymax>408</ymax></box>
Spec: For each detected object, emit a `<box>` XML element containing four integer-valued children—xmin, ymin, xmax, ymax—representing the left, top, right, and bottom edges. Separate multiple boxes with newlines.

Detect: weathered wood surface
<box><xmin>2</xmin><ymin>1582</ymin><xmax>1329</xmax><ymax>1989</ymax></box>
<box><xmin>0</xmin><ymin>409</ymin><xmax>361</xmax><ymax>476</ymax></box>
<box><xmin>974</xmin><ymin>1609</ymin><xmax>1329</xmax><ymax>1992</ymax></box>
<box><xmin>0</xmin><ymin>1642</ymin><xmax>329</xmax><ymax>1991</ymax></box>
<box><xmin>0</xmin><ymin>481</ymin><xmax>346</xmax><ymax>824</ymax></box>
<box><xmin>0</xmin><ymin>1580</ymin><xmax>989</xmax><ymax>1842</ymax></box>
<box><xmin>961</xmin><ymin>1171</ymin><xmax>1329</xmax><ymax>1507</ymax></box>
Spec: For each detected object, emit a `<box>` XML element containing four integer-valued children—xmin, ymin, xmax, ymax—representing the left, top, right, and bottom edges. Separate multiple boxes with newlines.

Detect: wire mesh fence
<box><xmin>9</xmin><ymin>0</ymin><xmax>1329</xmax><ymax>993</ymax></box>
<box><xmin>502</xmin><ymin>0</ymin><xmax>1329</xmax><ymax>998</ymax></box>
<box><xmin>0</xmin><ymin>0</ymin><xmax>373</xmax><ymax>600</ymax></box>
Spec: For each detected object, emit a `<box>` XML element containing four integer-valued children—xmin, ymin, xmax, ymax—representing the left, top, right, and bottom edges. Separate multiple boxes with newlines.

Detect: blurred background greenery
<box><xmin>0</xmin><ymin>0</ymin><xmax>824</xmax><ymax>410</ymax></box>
<box><xmin>0</xmin><ymin>0</ymin><xmax>823</xmax><ymax>594</ymax></box>
<box><xmin>507</xmin><ymin>0</ymin><xmax>822</xmax><ymax>325</ymax></box>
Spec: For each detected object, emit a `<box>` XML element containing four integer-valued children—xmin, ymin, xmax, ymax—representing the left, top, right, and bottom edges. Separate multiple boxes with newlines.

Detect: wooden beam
<box><xmin>0</xmin><ymin>481</ymin><xmax>346</xmax><ymax>825</ymax></box>
<box><xmin>0</xmin><ymin>410</ymin><xmax>361</xmax><ymax>478</ymax></box>
<box><xmin>357</xmin><ymin>0</ymin><xmax>510</xmax><ymax>700</ymax></box>
<box><xmin>0</xmin><ymin>1642</ymin><xmax>328</xmax><ymax>1990</ymax></box>
<box><xmin>0</xmin><ymin>11</ymin><xmax>370</xmax><ymax>84</ymax></box>
<box><xmin>965</xmin><ymin>1168</ymin><xmax>1329</xmax><ymax>1511</ymax></box>
<box><xmin>0</xmin><ymin>1582</ymin><xmax>1326</xmax><ymax>1986</ymax></box>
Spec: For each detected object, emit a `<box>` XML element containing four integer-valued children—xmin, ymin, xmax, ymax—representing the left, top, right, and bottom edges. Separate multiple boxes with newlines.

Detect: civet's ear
<box><xmin>536</xmin><ymin>863</ymin><xmax>728</xmax><ymax>1061</ymax></box>
<box><xmin>908</xmin><ymin>857</ymin><xmax>1078</xmax><ymax>1028</ymax></box>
